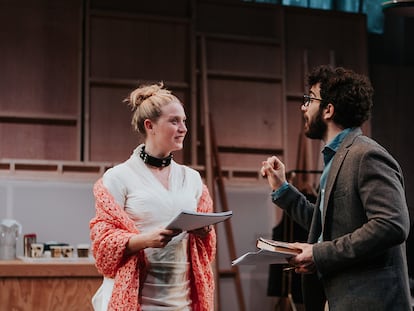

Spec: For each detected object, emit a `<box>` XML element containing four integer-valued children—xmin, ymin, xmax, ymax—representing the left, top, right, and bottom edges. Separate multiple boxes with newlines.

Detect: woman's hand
<box><xmin>126</xmin><ymin>228</ymin><xmax>182</xmax><ymax>254</ymax></box>
<box><xmin>189</xmin><ymin>225</ymin><xmax>212</xmax><ymax>238</ymax></box>
<box><xmin>146</xmin><ymin>228</ymin><xmax>182</xmax><ymax>248</ymax></box>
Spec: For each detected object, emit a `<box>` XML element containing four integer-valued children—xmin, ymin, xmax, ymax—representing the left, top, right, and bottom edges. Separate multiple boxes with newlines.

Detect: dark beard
<box><xmin>305</xmin><ymin>110</ymin><xmax>326</xmax><ymax>140</ymax></box>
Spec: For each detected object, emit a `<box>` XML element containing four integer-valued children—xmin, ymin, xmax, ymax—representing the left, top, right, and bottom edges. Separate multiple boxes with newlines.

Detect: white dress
<box><xmin>92</xmin><ymin>145</ymin><xmax>203</xmax><ymax>311</ymax></box>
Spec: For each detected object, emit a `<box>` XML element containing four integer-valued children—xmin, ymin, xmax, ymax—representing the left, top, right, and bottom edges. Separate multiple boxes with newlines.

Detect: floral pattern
<box><xmin>90</xmin><ymin>178</ymin><xmax>216</xmax><ymax>311</ymax></box>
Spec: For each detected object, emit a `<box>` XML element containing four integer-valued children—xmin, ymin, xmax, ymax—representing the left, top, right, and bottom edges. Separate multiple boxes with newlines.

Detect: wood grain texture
<box><xmin>0</xmin><ymin>260</ymin><xmax>102</xmax><ymax>311</ymax></box>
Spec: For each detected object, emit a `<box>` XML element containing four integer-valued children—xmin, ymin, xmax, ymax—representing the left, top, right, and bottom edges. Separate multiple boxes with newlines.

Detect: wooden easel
<box><xmin>210</xmin><ymin>115</ymin><xmax>246</xmax><ymax>311</ymax></box>
<box><xmin>199</xmin><ymin>33</ymin><xmax>245</xmax><ymax>311</ymax></box>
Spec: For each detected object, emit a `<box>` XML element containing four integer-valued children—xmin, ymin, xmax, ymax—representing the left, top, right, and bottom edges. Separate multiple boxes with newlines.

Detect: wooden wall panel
<box><xmin>0</xmin><ymin>0</ymin><xmax>82</xmax><ymax>160</ymax></box>
<box><xmin>197</xmin><ymin>1</ymin><xmax>283</xmax><ymax>38</ymax></box>
<box><xmin>206</xmin><ymin>39</ymin><xmax>283</xmax><ymax>76</ymax></box>
<box><xmin>285</xmin><ymin>48</ymin><xmax>307</xmax><ymax>97</ymax></box>
<box><xmin>208</xmin><ymin>79</ymin><xmax>283</xmax><ymax>150</ymax></box>
<box><xmin>0</xmin><ymin>0</ymin><xmax>81</xmax><ymax>115</ymax></box>
<box><xmin>0</xmin><ymin>123</ymin><xmax>78</xmax><ymax>161</ymax></box>
<box><xmin>196</xmin><ymin>2</ymin><xmax>285</xmax><ymax>173</ymax></box>
<box><xmin>371</xmin><ymin>65</ymin><xmax>414</xmax><ymax>218</ymax></box>
<box><xmin>89</xmin><ymin>16</ymin><xmax>190</xmax><ymax>82</ymax></box>
<box><xmin>89</xmin><ymin>86</ymin><xmax>138</xmax><ymax>162</ymax></box>
<box><xmin>285</xmin><ymin>7</ymin><xmax>368</xmax><ymax>73</ymax></box>
<box><xmin>90</xmin><ymin>0</ymin><xmax>191</xmax><ymax>18</ymax></box>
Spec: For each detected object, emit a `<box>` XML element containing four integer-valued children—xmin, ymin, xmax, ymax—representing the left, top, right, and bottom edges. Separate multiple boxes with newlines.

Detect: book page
<box><xmin>232</xmin><ymin>249</ymin><xmax>292</xmax><ymax>266</ymax></box>
<box><xmin>257</xmin><ymin>237</ymin><xmax>301</xmax><ymax>254</ymax></box>
<box><xmin>166</xmin><ymin>210</ymin><xmax>233</xmax><ymax>231</ymax></box>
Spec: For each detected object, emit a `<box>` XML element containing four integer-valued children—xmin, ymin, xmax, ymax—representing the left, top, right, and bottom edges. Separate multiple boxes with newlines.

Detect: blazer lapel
<box><xmin>321</xmin><ymin>128</ymin><xmax>362</xmax><ymax>231</ymax></box>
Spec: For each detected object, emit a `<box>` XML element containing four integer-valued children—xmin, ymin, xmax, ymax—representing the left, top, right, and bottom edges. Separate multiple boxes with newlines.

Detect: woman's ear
<box><xmin>144</xmin><ymin>119</ymin><xmax>153</xmax><ymax>132</ymax></box>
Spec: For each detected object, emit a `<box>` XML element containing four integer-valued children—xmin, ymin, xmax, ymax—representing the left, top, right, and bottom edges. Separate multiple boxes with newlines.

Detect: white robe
<box><xmin>92</xmin><ymin>145</ymin><xmax>203</xmax><ymax>311</ymax></box>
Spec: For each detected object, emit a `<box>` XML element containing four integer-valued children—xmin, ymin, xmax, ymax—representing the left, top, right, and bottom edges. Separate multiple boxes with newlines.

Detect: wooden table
<box><xmin>0</xmin><ymin>258</ymin><xmax>102</xmax><ymax>311</ymax></box>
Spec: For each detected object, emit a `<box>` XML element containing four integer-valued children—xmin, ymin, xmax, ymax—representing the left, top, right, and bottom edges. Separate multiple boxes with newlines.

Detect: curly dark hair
<box><xmin>307</xmin><ymin>65</ymin><xmax>374</xmax><ymax>128</ymax></box>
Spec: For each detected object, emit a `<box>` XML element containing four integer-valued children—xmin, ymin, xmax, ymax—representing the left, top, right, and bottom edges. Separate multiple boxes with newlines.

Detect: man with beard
<box><xmin>260</xmin><ymin>65</ymin><xmax>411</xmax><ymax>311</ymax></box>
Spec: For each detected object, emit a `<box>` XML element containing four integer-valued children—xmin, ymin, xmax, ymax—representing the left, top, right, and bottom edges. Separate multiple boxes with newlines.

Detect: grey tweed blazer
<box><xmin>274</xmin><ymin>127</ymin><xmax>411</xmax><ymax>311</ymax></box>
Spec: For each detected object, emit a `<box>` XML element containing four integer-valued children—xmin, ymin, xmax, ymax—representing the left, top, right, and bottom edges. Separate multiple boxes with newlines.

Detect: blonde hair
<box><xmin>124</xmin><ymin>82</ymin><xmax>181</xmax><ymax>135</ymax></box>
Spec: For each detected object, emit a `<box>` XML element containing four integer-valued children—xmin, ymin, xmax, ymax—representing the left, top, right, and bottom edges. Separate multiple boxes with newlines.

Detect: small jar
<box><xmin>23</xmin><ymin>233</ymin><xmax>37</xmax><ymax>257</ymax></box>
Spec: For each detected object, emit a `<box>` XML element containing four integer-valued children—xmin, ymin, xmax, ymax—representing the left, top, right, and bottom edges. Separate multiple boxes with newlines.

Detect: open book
<box><xmin>256</xmin><ymin>237</ymin><xmax>301</xmax><ymax>255</ymax></box>
<box><xmin>166</xmin><ymin>210</ymin><xmax>232</xmax><ymax>231</ymax></box>
<box><xmin>232</xmin><ymin>237</ymin><xmax>301</xmax><ymax>266</ymax></box>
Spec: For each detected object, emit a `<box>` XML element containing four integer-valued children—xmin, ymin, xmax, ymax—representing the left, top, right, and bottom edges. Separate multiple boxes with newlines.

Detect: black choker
<box><xmin>139</xmin><ymin>146</ymin><xmax>172</xmax><ymax>168</ymax></box>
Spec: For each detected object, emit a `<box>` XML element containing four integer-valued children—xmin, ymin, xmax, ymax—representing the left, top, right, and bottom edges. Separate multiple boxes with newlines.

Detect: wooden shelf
<box><xmin>0</xmin><ymin>112</ymin><xmax>78</xmax><ymax>126</ymax></box>
<box><xmin>205</xmin><ymin>70</ymin><xmax>283</xmax><ymax>82</ymax></box>
<box><xmin>0</xmin><ymin>159</ymin><xmax>271</xmax><ymax>183</ymax></box>
<box><xmin>89</xmin><ymin>77</ymin><xmax>189</xmax><ymax>90</ymax></box>
<box><xmin>0</xmin><ymin>159</ymin><xmax>114</xmax><ymax>180</ymax></box>
<box><xmin>217</xmin><ymin>145</ymin><xmax>283</xmax><ymax>155</ymax></box>
<box><xmin>90</xmin><ymin>9</ymin><xmax>190</xmax><ymax>25</ymax></box>
<box><xmin>0</xmin><ymin>259</ymin><xmax>101</xmax><ymax>277</ymax></box>
<box><xmin>199</xmin><ymin>32</ymin><xmax>281</xmax><ymax>46</ymax></box>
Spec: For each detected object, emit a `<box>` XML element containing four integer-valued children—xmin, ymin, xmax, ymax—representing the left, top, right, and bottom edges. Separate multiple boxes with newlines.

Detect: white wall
<box><xmin>215</xmin><ymin>183</ymin><xmax>279</xmax><ymax>311</ymax></box>
<box><xmin>0</xmin><ymin>178</ymin><xmax>96</xmax><ymax>257</ymax></box>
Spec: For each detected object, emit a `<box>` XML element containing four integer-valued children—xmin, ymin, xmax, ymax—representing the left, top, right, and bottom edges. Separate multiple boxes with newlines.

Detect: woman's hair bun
<box><xmin>125</xmin><ymin>82</ymin><xmax>164</xmax><ymax>110</ymax></box>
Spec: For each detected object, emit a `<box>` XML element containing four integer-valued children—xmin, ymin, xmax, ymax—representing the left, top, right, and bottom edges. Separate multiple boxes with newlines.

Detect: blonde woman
<box><xmin>90</xmin><ymin>83</ymin><xmax>216</xmax><ymax>311</ymax></box>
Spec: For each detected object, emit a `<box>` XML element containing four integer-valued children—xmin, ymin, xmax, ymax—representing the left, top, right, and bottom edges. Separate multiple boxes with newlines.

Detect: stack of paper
<box><xmin>166</xmin><ymin>210</ymin><xmax>233</xmax><ymax>231</ymax></box>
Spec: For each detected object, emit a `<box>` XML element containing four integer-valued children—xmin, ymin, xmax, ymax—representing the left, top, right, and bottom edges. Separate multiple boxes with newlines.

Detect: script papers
<box><xmin>166</xmin><ymin>210</ymin><xmax>233</xmax><ymax>231</ymax></box>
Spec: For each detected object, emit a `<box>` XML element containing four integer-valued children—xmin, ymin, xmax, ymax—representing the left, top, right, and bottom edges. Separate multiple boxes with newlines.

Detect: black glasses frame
<box><xmin>302</xmin><ymin>95</ymin><xmax>322</xmax><ymax>107</ymax></box>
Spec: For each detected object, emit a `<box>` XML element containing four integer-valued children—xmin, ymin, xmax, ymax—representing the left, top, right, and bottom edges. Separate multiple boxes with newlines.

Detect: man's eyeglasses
<box><xmin>303</xmin><ymin>95</ymin><xmax>322</xmax><ymax>108</ymax></box>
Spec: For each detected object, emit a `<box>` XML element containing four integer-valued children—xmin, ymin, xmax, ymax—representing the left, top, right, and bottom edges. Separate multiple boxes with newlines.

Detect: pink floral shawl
<box><xmin>90</xmin><ymin>178</ymin><xmax>216</xmax><ymax>311</ymax></box>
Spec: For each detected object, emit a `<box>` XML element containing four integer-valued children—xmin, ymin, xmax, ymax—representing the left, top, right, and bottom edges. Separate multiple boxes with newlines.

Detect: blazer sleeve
<box><xmin>272</xmin><ymin>183</ymin><xmax>317</xmax><ymax>232</ymax></box>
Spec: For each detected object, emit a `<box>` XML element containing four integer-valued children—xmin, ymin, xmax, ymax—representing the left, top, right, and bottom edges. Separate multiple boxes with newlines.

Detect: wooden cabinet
<box><xmin>0</xmin><ymin>259</ymin><xmax>102</xmax><ymax>311</ymax></box>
